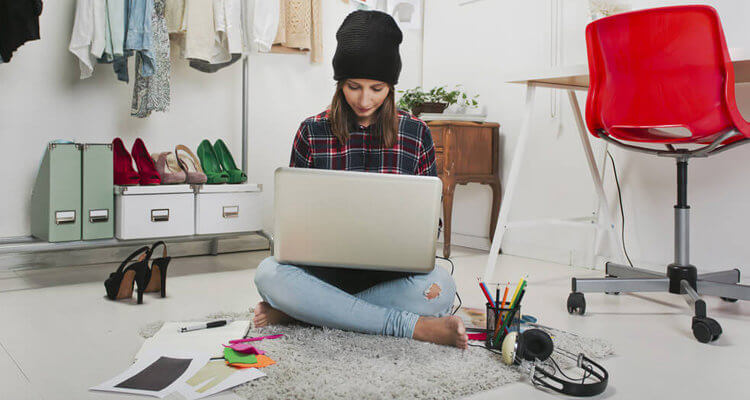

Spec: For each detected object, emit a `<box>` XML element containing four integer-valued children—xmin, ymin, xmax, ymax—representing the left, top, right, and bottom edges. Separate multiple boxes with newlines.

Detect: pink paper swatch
<box><xmin>228</xmin><ymin>334</ymin><xmax>284</xmax><ymax>344</ymax></box>
<box><xmin>223</xmin><ymin>343</ymin><xmax>266</xmax><ymax>355</ymax></box>
<box><xmin>467</xmin><ymin>332</ymin><xmax>487</xmax><ymax>341</ymax></box>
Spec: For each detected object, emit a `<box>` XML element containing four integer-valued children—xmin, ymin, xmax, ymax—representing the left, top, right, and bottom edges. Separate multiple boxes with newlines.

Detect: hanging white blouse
<box><xmin>165</xmin><ymin>0</ymin><xmax>186</xmax><ymax>34</ymax></box>
<box><xmin>183</xmin><ymin>0</ymin><xmax>219</xmax><ymax>62</ymax></box>
<box><xmin>91</xmin><ymin>1</ymin><xmax>107</xmax><ymax>58</ymax></box>
<box><xmin>69</xmin><ymin>0</ymin><xmax>107</xmax><ymax>79</ymax></box>
<box><xmin>214</xmin><ymin>0</ymin><xmax>243</xmax><ymax>55</ymax></box>
<box><xmin>253</xmin><ymin>0</ymin><xmax>280</xmax><ymax>53</ymax></box>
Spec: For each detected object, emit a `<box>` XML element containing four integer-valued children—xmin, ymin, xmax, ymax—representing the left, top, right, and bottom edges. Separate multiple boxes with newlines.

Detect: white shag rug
<box><xmin>140</xmin><ymin>311</ymin><xmax>614</xmax><ymax>400</ymax></box>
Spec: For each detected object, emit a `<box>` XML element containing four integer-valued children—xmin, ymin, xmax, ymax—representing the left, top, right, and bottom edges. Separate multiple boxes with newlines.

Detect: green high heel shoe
<box><xmin>213</xmin><ymin>139</ymin><xmax>247</xmax><ymax>184</ymax></box>
<box><xmin>197</xmin><ymin>140</ymin><xmax>229</xmax><ymax>184</ymax></box>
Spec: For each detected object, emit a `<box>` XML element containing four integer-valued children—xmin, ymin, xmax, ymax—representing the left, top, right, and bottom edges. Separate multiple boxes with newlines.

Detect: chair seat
<box><xmin>602</xmin><ymin>125</ymin><xmax>740</xmax><ymax>145</ymax></box>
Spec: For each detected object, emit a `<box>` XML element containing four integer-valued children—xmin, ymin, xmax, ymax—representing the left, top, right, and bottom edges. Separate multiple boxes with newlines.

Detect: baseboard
<box><xmin>438</xmin><ymin>232</ymin><xmax>490</xmax><ymax>251</ymax></box>
<box><xmin>0</xmin><ymin>235</ymin><xmax>270</xmax><ymax>271</ymax></box>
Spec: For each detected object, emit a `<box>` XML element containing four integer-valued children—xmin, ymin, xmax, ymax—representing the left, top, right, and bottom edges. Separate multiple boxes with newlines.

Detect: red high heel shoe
<box><xmin>131</xmin><ymin>138</ymin><xmax>161</xmax><ymax>185</ymax></box>
<box><xmin>112</xmin><ymin>138</ymin><xmax>140</xmax><ymax>186</ymax></box>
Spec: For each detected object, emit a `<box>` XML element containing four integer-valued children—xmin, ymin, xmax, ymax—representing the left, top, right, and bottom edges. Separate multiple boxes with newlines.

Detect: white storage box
<box><xmin>195</xmin><ymin>183</ymin><xmax>262</xmax><ymax>235</ymax></box>
<box><xmin>115</xmin><ymin>185</ymin><xmax>195</xmax><ymax>240</ymax></box>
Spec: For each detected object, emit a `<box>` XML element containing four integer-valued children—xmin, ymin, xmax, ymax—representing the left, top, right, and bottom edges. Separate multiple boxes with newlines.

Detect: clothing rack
<box><xmin>0</xmin><ymin>49</ymin><xmax>270</xmax><ymax>271</ymax></box>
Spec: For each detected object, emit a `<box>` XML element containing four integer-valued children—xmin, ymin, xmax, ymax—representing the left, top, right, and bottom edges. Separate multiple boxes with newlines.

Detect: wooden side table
<box><xmin>427</xmin><ymin>120</ymin><xmax>502</xmax><ymax>258</ymax></box>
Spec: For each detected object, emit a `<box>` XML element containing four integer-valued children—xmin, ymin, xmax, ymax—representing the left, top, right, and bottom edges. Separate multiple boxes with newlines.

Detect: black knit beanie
<box><xmin>332</xmin><ymin>10</ymin><xmax>403</xmax><ymax>85</ymax></box>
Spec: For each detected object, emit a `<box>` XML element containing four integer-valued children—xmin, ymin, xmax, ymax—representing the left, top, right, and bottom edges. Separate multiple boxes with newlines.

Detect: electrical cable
<box><xmin>606</xmin><ymin>151</ymin><xmax>634</xmax><ymax>268</ymax></box>
<box><xmin>468</xmin><ymin>342</ymin><xmax>501</xmax><ymax>354</ymax></box>
<box><xmin>436</xmin><ymin>255</ymin><xmax>462</xmax><ymax>315</ymax></box>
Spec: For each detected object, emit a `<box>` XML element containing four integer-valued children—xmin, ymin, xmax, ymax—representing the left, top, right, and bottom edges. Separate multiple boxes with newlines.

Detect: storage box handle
<box><xmin>222</xmin><ymin>205</ymin><xmax>239</xmax><ymax>218</ymax></box>
<box><xmin>151</xmin><ymin>208</ymin><xmax>170</xmax><ymax>222</ymax></box>
<box><xmin>89</xmin><ymin>209</ymin><xmax>109</xmax><ymax>223</ymax></box>
<box><xmin>55</xmin><ymin>210</ymin><xmax>76</xmax><ymax>225</ymax></box>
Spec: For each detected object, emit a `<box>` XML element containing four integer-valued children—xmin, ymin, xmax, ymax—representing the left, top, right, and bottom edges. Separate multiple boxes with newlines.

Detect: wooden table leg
<box><xmin>442</xmin><ymin>182</ymin><xmax>455</xmax><ymax>258</ymax></box>
<box><xmin>489</xmin><ymin>180</ymin><xmax>502</xmax><ymax>242</ymax></box>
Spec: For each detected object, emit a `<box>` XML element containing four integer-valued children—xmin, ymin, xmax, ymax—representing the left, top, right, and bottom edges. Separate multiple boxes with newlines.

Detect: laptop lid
<box><xmin>273</xmin><ymin>167</ymin><xmax>442</xmax><ymax>273</ymax></box>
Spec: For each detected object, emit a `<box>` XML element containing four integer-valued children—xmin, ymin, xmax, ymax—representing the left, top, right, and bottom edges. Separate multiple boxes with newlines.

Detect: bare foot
<box><xmin>413</xmin><ymin>315</ymin><xmax>468</xmax><ymax>349</ymax></box>
<box><xmin>253</xmin><ymin>302</ymin><xmax>294</xmax><ymax>327</ymax></box>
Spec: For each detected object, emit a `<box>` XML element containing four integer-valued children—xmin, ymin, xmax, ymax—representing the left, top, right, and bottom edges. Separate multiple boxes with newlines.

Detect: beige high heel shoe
<box><xmin>151</xmin><ymin>152</ymin><xmax>187</xmax><ymax>184</ymax></box>
<box><xmin>175</xmin><ymin>145</ymin><xmax>208</xmax><ymax>184</ymax></box>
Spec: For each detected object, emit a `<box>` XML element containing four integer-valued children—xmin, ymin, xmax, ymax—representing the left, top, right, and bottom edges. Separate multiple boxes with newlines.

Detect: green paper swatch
<box><xmin>223</xmin><ymin>347</ymin><xmax>258</xmax><ymax>364</ymax></box>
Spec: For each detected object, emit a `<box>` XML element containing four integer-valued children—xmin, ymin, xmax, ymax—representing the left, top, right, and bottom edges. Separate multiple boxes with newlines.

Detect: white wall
<box><xmin>423</xmin><ymin>0</ymin><xmax>750</xmax><ymax>272</ymax></box>
<box><xmin>0</xmin><ymin>0</ymin><xmax>423</xmax><ymax>239</ymax></box>
<box><xmin>246</xmin><ymin>0</ymin><xmax>424</xmax><ymax>234</ymax></box>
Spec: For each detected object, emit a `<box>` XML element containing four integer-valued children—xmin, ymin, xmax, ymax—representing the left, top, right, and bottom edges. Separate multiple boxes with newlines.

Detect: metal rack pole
<box><xmin>242</xmin><ymin>54</ymin><xmax>249</xmax><ymax>174</ymax></box>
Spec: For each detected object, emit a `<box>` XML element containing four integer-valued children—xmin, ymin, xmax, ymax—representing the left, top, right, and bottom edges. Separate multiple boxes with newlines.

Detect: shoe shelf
<box><xmin>0</xmin><ymin>230</ymin><xmax>271</xmax><ymax>255</ymax></box>
<box><xmin>4</xmin><ymin>56</ymin><xmax>255</xmax><ymax>267</ymax></box>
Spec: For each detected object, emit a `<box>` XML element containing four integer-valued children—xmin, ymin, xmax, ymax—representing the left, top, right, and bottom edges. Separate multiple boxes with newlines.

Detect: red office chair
<box><xmin>567</xmin><ymin>5</ymin><xmax>750</xmax><ymax>343</ymax></box>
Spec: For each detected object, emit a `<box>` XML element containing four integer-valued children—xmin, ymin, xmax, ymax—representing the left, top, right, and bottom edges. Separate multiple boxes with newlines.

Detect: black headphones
<box><xmin>501</xmin><ymin>329</ymin><xmax>609</xmax><ymax>397</ymax></box>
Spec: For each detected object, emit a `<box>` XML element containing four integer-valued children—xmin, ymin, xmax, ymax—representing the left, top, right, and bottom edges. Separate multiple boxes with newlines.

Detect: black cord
<box><xmin>606</xmin><ymin>151</ymin><xmax>634</xmax><ymax>268</ymax></box>
<box><xmin>436</xmin><ymin>256</ymin><xmax>462</xmax><ymax>315</ymax></box>
<box><xmin>468</xmin><ymin>342</ymin><xmax>502</xmax><ymax>355</ymax></box>
<box><xmin>549</xmin><ymin>356</ymin><xmax>578</xmax><ymax>381</ymax></box>
<box><xmin>470</xmin><ymin>339</ymin><xmax>599</xmax><ymax>387</ymax></box>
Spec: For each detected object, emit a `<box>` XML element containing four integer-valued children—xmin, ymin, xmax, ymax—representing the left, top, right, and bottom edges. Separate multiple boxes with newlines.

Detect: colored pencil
<box><xmin>481</xmin><ymin>283</ymin><xmax>494</xmax><ymax>304</ymax></box>
<box><xmin>492</xmin><ymin>309</ymin><xmax>504</xmax><ymax>341</ymax></box>
<box><xmin>512</xmin><ymin>289</ymin><xmax>526</xmax><ymax>310</ymax></box>
<box><xmin>477</xmin><ymin>279</ymin><xmax>494</xmax><ymax>305</ymax></box>
<box><xmin>511</xmin><ymin>281</ymin><xmax>527</xmax><ymax>308</ymax></box>
<box><xmin>495</xmin><ymin>289</ymin><xmax>527</xmax><ymax>342</ymax></box>
<box><xmin>508</xmin><ymin>277</ymin><xmax>526</xmax><ymax>308</ymax></box>
<box><xmin>499</xmin><ymin>306</ymin><xmax>521</xmax><ymax>336</ymax></box>
<box><xmin>500</xmin><ymin>285</ymin><xmax>510</xmax><ymax>307</ymax></box>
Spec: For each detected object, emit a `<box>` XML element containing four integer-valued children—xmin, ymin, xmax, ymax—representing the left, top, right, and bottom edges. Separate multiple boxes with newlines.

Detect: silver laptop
<box><xmin>273</xmin><ymin>167</ymin><xmax>442</xmax><ymax>273</ymax></box>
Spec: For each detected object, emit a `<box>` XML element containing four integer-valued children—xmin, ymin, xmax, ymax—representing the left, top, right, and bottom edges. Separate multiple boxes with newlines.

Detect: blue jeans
<box><xmin>124</xmin><ymin>0</ymin><xmax>154</xmax><ymax>77</ymax></box>
<box><xmin>254</xmin><ymin>256</ymin><xmax>457</xmax><ymax>338</ymax></box>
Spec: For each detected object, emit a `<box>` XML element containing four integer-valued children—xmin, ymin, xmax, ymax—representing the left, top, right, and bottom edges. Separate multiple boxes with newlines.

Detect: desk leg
<box><xmin>489</xmin><ymin>180</ymin><xmax>502</xmax><ymax>240</ymax></box>
<box><xmin>442</xmin><ymin>182</ymin><xmax>455</xmax><ymax>258</ymax></box>
<box><xmin>483</xmin><ymin>83</ymin><xmax>536</xmax><ymax>281</ymax></box>
<box><xmin>566</xmin><ymin>90</ymin><xmax>622</xmax><ymax>264</ymax></box>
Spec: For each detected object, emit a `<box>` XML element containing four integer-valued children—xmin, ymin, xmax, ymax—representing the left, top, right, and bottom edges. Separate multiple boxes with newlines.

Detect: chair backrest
<box><xmin>585</xmin><ymin>5</ymin><xmax>747</xmax><ymax>143</ymax></box>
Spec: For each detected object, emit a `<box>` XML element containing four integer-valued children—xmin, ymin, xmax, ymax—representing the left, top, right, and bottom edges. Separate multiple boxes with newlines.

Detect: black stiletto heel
<box><xmin>145</xmin><ymin>241</ymin><xmax>170</xmax><ymax>298</ymax></box>
<box><xmin>105</xmin><ymin>246</ymin><xmax>153</xmax><ymax>304</ymax></box>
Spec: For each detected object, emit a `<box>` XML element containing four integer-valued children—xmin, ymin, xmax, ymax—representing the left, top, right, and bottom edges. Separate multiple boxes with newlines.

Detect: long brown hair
<box><xmin>329</xmin><ymin>81</ymin><xmax>399</xmax><ymax>148</ymax></box>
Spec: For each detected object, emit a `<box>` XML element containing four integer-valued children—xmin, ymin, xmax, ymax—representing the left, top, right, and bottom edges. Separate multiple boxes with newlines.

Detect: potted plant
<box><xmin>397</xmin><ymin>85</ymin><xmax>479</xmax><ymax>116</ymax></box>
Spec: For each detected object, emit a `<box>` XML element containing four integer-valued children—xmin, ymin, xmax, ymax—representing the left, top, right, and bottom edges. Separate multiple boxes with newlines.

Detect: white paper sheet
<box><xmin>90</xmin><ymin>352</ymin><xmax>211</xmax><ymax>398</ymax></box>
<box><xmin>175</xmin><ymin>360</ymin><xmax>266</xmax><ymax>400</ymax></box>
<box><xmin>136</xmin><ymin>321</ymin><xmax>251</xmax><ymax>361</ymax></box>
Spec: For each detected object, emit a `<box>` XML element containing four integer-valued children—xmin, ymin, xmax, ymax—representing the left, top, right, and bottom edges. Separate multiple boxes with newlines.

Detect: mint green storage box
<box><xmin>30</xmin><ymin>143</ymin><xmax>82</xmax><ymax>242</ymax></box>
<box><xmin>81</xmin><ymin>143</ymin><xmax>114</xmax><ymax>240</ymax></box>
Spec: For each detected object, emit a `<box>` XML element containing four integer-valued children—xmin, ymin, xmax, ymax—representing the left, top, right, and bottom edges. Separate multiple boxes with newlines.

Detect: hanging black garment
<box><xmin>0</xmin><ymin>0</ymin><xmax>43</xmax><ymax>62</ymax></box>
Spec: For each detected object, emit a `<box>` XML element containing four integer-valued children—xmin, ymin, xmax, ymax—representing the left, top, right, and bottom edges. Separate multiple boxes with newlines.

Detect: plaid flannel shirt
<box><xmin>289</xmin><ymin>109</ymin><xmax>437</xmax><ymax>177</ymax></box>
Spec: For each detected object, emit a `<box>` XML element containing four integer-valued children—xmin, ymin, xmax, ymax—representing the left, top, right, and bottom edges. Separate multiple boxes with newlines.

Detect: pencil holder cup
<box><xmin>485</xmin><ymin>302</ymin><xmax>521</xmax><ymax>350</ymax></box>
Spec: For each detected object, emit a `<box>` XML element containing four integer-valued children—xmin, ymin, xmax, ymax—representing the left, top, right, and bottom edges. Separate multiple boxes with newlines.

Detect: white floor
<box><xmin>1</xmin><ymin>246</ymin><xmax>748</xmax><ymax>400</ymax></box>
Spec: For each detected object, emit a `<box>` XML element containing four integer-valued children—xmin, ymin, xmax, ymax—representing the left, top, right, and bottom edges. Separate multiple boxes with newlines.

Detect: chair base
<box><xmin>568</xmin><ymin>262</ymin><xmax>748</xmax><ymax>343</ymax></box>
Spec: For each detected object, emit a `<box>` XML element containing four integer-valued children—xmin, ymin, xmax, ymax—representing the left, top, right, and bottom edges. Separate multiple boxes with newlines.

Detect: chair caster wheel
<box><xmin>692</xmin><ymin>317</ymin><xmax>722</xmax><ymax>343</ymax></box>
<box><xmin>567</xmin><ymin>292</ymin><xmax>586</xmax><ymax>315</ymax></box>
<box><xmin>721</xmin><ymin>297</ymin><xmax>738</xmax><ymax>303</ymax></box>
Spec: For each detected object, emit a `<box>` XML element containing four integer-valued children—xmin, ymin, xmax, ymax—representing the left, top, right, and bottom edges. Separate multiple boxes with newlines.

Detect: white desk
<box><xmin>484</xmin><ymin>54</ymin><xmax>750</xmax><ymax>281</ymax></box>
